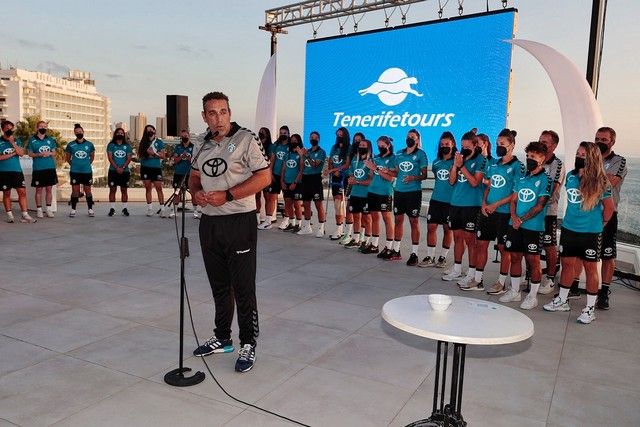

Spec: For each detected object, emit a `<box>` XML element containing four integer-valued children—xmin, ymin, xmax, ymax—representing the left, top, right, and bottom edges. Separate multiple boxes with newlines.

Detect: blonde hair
<box><xmin>579</xmin><ymin>141</ymin><xmax>609</xmax><ymax>211</ymax></box>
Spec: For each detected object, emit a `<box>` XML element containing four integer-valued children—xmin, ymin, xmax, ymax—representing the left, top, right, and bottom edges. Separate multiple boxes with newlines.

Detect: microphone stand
<box><xmin>164</xmin><ymin>132</ymin><xmax>216</xmax><ymax>387</ymax></box>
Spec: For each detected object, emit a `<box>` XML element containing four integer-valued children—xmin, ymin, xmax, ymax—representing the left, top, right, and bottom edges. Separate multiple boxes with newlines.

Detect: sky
<box><xmin>2</xmin><ymin>0</ymin><xmax>639</xmax><ymax>156</ymax></box>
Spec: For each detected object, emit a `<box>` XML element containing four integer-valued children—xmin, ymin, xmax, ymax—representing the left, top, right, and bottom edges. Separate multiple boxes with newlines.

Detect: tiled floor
<box><xmin>1</xmin><ymin>203</ymin><xmax>639</xmax><ymax>426</ymax></box>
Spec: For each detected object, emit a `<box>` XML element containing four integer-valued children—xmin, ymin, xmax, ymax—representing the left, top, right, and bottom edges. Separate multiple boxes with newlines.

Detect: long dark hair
<box><xmin>290</xmin><ymin>133</ymin><xmax>302</xmax><ymax>151</ymax></box>
<box><xmin>110</xmin><ymin>127</ymin><xmax>129</xmax><ymax>145</ymax></box>
<box><xmin>259</xmin><ymin>127</ymin><xmax>272</xmax><ymax>154</ymax></box>
<box><xmin>376</xmin><ymin>135</ymin><xmax>393</xmax><ymax>157</ymax></box>
<box><xmin>349</xmin><ymin>132</ymin><xmax>365</xmax><ymax>160</ymax></box>
<box><xmin>138</xmin><ymin>124</ymin><xmax>156</xmax><ymax>160</ymax></box>
<box><xmin>333</xmin><ymin>127</ymin><xmax>350</xmax><ymax>162</ymax></box>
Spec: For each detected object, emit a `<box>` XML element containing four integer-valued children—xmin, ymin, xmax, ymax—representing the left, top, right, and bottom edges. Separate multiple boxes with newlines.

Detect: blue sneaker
<box><xmin>235</xmin><ymin>344</ymin><xmax>256</xmax><ymax>373</ymax></box>
<box><xmin>193</xmin><ymin>336</ymin><xmax>233</xmax><ymax>357</ymax></box>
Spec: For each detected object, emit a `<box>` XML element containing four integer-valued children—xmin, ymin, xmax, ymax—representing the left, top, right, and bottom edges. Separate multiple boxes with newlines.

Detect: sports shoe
<box><xmin>537</xmin><ymin>277</ymin><xmax>555</xmax><ymax>295</ymax></box>
<box><xmin>339</xmin><ymin>233</ymin><xmax>352</xmax><ymax>245</ymax></box>
<box><xmin>278</xmin><ymin>218</ymin><xmax>290</xmax><ymax>230</ymax></box>
<box><xmin>282</xmin><ymin>223</ymin><xmax>295</xmax><ymax>232</ymax></box>
<box><xmin>6</xmin><ymin>214</ymin><xmax>14</xmax><ymax>223</ymax></box>
<box><xmin>159</xmin><ymin>207</ymin><xmax>167</xmax><ymax>218</ymax></box>
<box><xmin>457</xmin><ymin>274</ymin><xmax>473</xmax><ymax>287</ymax></box>
<box><xmin>169</xmin><ymin>210</ymin><xmax>176</xmax><ymax>218</ymax></box>
<box><xmin>291</xmin><ymin>224</ymin><xmax>301</xmax><ymax>233</ymax></box>
<box><xmin>406</xmin><ymin>253</ymin><xmax>419</xmax><ymax>266</ymax></box>
<box><xmin>385</xmin><ymin>250</ymin><xmax>401</xmax><ymax>261</ymax></box>
<box><xmin>69</xmin><ymin>209</ymin><xmax>76</xmax><ymax>218</ymax></box>
<box><xmin>88</xmin><ymin>209</ymin><xmax>95</xmax><ymax>217</ymax></box>
<box><xmin>193</xmin><ymin>336</ymin><xmax>234</xmax><ymax>357</ymax></box>
<box><xmin>596</xmin><ymin>287</ymin><xmax>610</xmax><ymax>310</ymax></box>
<box><xmin>315</xmin><ymin>227</ymin><xmax>325</xmax><ymax>238</ymax></box>
<box><xmin>520</xmin><ymin>293</ymin><xmax>538</xmax><ymax>310</ymax></box>
<box><xmin>358</xmin><ymin>242</ymin><xmax>368</xmax><ymax>252</ymax></box>
<box><xmin>344</xmin><ymin>239</ymin><xmax>360</xmax><ymax>248</ymax></box>
<box><xmin>361</xmin><ymin>244</ymin><xmax>379</xmax><ymax>254</ymax></box>
<box><xmin>36</xmin><ymin>208</ymin><xmax>44</xmax><ymax>218</ymax></box>
<box><xmin>499</xmin><ymin>288</ymin><xmax>522</xmax><ymax>303</ymax></box>
<box><xmin>577</xmin><ymin>306</ymin><xmax>596</xmax><ymax>324</ymax></box>
<box><xmin>330</xmin><ymin>226</ymin><xmax>344</xmax><ymax>240</ymax></box>
<box><xmin>442</xmin><ymin>271</ymin><xmax>463</xmax><ymax>282</ymax></box>
<box><xmin>122</xmin><ymin>208</ymin><xmax>130</xmax><ymax>217</ymax></box>
<box><xmin>486</xmin><ymin>281</ymin><xmax>507</xmax><ymax>295</ymax></box>
<box><xmin>146</xmin><ymin>207</ymin><xmax>154</xmax><ymax>217</ymax></box>
<box><xmin>377</xmin><ymin>247</ymin><xmax>390</xmax><ymax>258</ymax></box>
<box><xmin>20</xmin><ymin>213</ymin><xmax>37</xmax><ymax>223</ymax></box>
<box><xmin>108</xmin><ymin>208</ymin><xmax>115</xmax><ymax>217</ymax></box>
<box><xmin>235</xmin><ymin>343</ymin><xmax>256</xmax><ymax>373</ymax></box>
<box><xmin>45</xmin><ymin>209</ymin><xmax>54</xmax><ymax>218</ymax></box>
<box><xmin>297</xmin><ymin>224</ymin><xmax>313</xmax><ymax>235</ymax></box>
<box><xmin>258</xmin><ymin>220</ymin><xmax>272</xmax><ymax>230</ymax></box>
<box><xmin>435</xmin><ymin>256</ymin><xmax>447</xmax><ymax>268</ymax></box>
<box><xmin>543</xmin><ymin>296</ymin><xmax>570</xmax><ymax>312</ymax></box>
<box><xmin>460</xmin><ymin>280</ymin><xmax>484</xmax><ymax>291</ymax></box>
<box><xmin>418</xmin><ymin>256</ymin><xmax>435</xmax><ymax>268</ymax></box>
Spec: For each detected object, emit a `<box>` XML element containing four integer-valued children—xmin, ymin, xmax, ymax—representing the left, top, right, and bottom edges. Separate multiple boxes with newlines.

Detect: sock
<box><xmin>123</xmin><ymin>203</ymin><xmax>128</xmax><ymax>209</ymax></box>
<box><xmin>71</xmin><ymin>196</ymin><xmax>79</xmax><ymax>209</ymax></box>
<box><xmin>86</xmin><ymin>196</ymin><xmax>93</xmax><ymax>209</ymax></box>
<box><xmin>586</xmin><ymin>294</ymin><xmax>597</xmax><ymax>308</ymax></box>
<box><xmin>428</xmin><ymin>246</ymin><xmax>436</xmax><ymax>258</ymax></box>
<box><xmin>453</xmin><ymin>263</ymin><xmax>462</xmax><ymax>275</ymax></box>
<box><xmin>291</xmin><ymin>218</ymin><xmax>297</xmax><ymax>226</ymax></box>
<box><xmin>498</xmin><ymin>273</ymin><xmax>507</xmax><ymax>285</ymax></box>
<box><xmin>21</xmin><ymin>211</ymin><xmax>30</xmax><ymax>218</ymax></box>
<box><xmin>393</xmin><ymin>240</ymin><xmax>401</xmax><ymax>252</ymax></box>
<box><xmin>353</xmin><ymin>234</ymin><xmax>360</xmax><ymax>243</ymax></box>
<box><xmin>467</xmin><ymin>267</ymin><xmax>476</xmax><ymax>279</ymax></box>
<box><xmin>411</xmin><ymin>244</ymin><xmax>419</xmax><ymax>255</ymax></box>
<box><xmin>147</xmin><ymin>203</ymin><xmax>153</xmax><ymax>210</ymax></box>
<box><xmin>110</xmin><ymin>202</ymin><xmax>115</xmax><ymax>209</ymax></box>
<box><xmin>37</xmin><ymin>206</ymin><xmax>42</xmax><ymax>210</ymax></box>
<box><xmin>441</xmin><ymin>247</ymin><xmax>450</xmax><ymax>258</ymax></box>
<box><xmin>558</xmin><ymin>287</ymin><xmax>570</xmax><ymax>302</ymax></box>
<box><xmin>346</xmin><ymin>223</ymin><xmax>353</xmax><ymax>236</ymax></box>
<box><xmin>319</xmin><ymin>222</ymin><xmax>325</xmax><ymax>232</ymax></box>
<box><xmin>365</xmin><ymin>235</ymin><xmax>371</xmax><ymax>244</ymax></box>
<box><xmin>386</xmin><ymin>240</ymin><xmax>393</xmax><ymax>250</ymax></box>
<box><xmin>529</xmin><ymin>281</ymin><xmax>540</xmax><ymax>295</ymax></box>
<box><xmin>474</xmin><ymin>269</ymin><xmax>483</xmax><ymax>283</ymax></box>
<box><xmin>510</xmin><ymin>276</ymin><xmax>521</xmax><ymax>292</ymax></box>
<box><xmin>264</xmin><ymin>215</ymin><xmax>272</xmax><ymax>223</ymax></box>
<box><xmin>372</xmin><ymin>236</ymin><xmax>379</xmax><ymax>247</ymax></box>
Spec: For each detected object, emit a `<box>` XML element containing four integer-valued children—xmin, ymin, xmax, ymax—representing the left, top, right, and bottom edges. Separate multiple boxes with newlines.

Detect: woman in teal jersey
<box><xmin>255</xmin><ymin>127</ymin><xmax>273</xmax><ymax>224</ymax></box>
<box><xmin>299</xmin><ymin>131</ymin><xmax>327</xmax><ymax>237</ymax></box>
<box><xmin>65</xmin><ymin>123</ymin><xmax>95</xmax><ymax>217</ymax></box>
<box><xmin>364</xmin><ymin>136</ymin><xmax>396</xmax><ymax>255</ymax></box>
<box><xmin>0</xmin><ymin>120</ymin><xmax>36</xmax><ymax>223</ymax></box>
<box><xmin>442</xmin><ymin>131</ymin><xmax>485</xmax><ymax>285</ymax></box>
<box><xmin>326</xmin><ymin>127</ymin><xmax>350</xmax><ymax>240</ymax></box>
<box><xmin>106</xmin><ymin>127</ymin><xmax>132</xmax><ymax>217</ymax></box>
<box><xmin>279</xmin><ymin>133</ymin><xmax>304</xmax><ymax>232</ymax></box>
<box><xmin>138</xmin><ymin>124</ymin><xmax>167</xmax><ymax>217</ymax></box>
<box><xmin>338</xmin><ymin>132</ymin><xmax>366</xmax><ymax>244</ymax></box>
<box><xmin>386</xmin><ymin>129</ymin><xmax>428</xmax><ymax>265</ymax></box>
<box><xmin>544</xmin><ymin>141</ymin><xmax>614</xmax><ymax>324</ymax></box>
<box><xmin>420</xmin><ymin>132</ymin><xmax>455</xmax><ymax>268</ymax></box>
<box><xmin>27</xmin><ymin>120</ymin><xmax>58</xmax><ymax>218</ymax></box>
<box><xmin>344</xmin><ymin>138</ymin><xmax>373</xmax><ymax>250</ymax></box>
<box><xmin>263</xmin><ymin>125</ymin><xmax>289</xmax><ymax>230</ymax></box>
<box><xmin>474</xmin><ymin>129</ymin><xmax>523</xmax><ymax>294</ymax></box>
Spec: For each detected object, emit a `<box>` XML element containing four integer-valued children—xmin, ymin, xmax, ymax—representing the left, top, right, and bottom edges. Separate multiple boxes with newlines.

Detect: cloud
<box><xmin>177</xmin><ymin>44</ymin><xmax>194</xmax><ymax>53</ymax></box>
<box><xmin>17</xmin><ymin>38</ymin><xmax>55</xmax><ymax>51</ymax></box>
<box><xmin>36</xmin><ymin>61</ymin><xmax>69</xmax><ymax>76</ymax></box>
<box><xmin>133</xmin><ymin>44</ymin><xmax>148</xmax><ymax>50</ymax></box>
<box><xmin>105</xmin><ymin>73</ymin><xmax>123</xmax><ymax>79</ymax></box>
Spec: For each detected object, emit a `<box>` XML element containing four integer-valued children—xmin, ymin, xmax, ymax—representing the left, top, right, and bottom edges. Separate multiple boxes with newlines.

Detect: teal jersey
<box><xmin>486</xmin><ymin>157</ymin><xmax>524</xmax><ymax>214</ymax></box>
<box><xmin>139</xmin><ymin>138</ymin><xmax>165</xmax><ymax>168</ymax></box>
<box><xmin>329</xmin><ymin>145</ymin><xmax>347</xmax><ymax>168</ymax></box>
<box><xmin>394</xmin><ymin>148</ymin><xmax>428</xmax><ymax>192</ymax></box>
<box><xmin>450</xmin><ymin>154</ymin><xmax>486</xmax><ymax>207</ymax></box>
<box><xmin>270</xmin><ymin>143</ymin><xmax>288</xmax><ymax>176</ymax></box>
<box><xmin>28</xmin><ymin>136</ymin><xmax>57</xmax><ymax>171</ymax></box>
<box><xmin>107</xmin><ymin>142</ymin><xmax>132</xmax><ymax>171</ymax></box>
<box><xmin>173</xmin><ymin>143</ymin><xmax>194</xmax><ymax>175</ymax></box>
<box><xmin>431</xmin><ymin>158</ymin><xmax>455</xmax><ymax>203</ymax></box>
<box><xmin>283</xmin><ymin>151</ymin><xmax>302</xmax><ymax>184</ymax></box>
<box><xmin>562</xmin><ymin>171</ymin><xmax>612</xmax><ymax>233</ymax></box>
<box><xmin>0</xmin><ymin>138</ymin><xmax>22</xmax><ymax>172</ymax></box>
<box><xmin>303</xmin><ymin>147</ymin><xmax>326</xmax><ymax>175</ymax></box>
<box><xmin>512</xmin><ymin>170</ymin><xmax>551</xmax><ymax>232</ymax></box>
<box><xmin>65</xmin><ymin>140</ymin><xmax>95</xmax><ymax>173</ymax></box>
<box><xmin>368</xmin><ymin>154</ymin><xmax>395</xmax><ymax>196</ymax></box>
<box><xmin>347</xmin><ymin>156</ymin><xmax>371</xmax><ymax>198</ymax></box>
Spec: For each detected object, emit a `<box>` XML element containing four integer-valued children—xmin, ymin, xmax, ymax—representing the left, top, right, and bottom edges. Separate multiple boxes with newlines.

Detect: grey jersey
<box><xmin>193</xmin><ymin>123</ymin><xmax>269</xmax><ymax>216</ymax></box>
<box><xmin>543</xmin><ymin>154</ymin><xmax>564</xmax><ymax>216</ymax></box>
<box><xmin>603</xmin><ymin>152</ymin><xmax>627</xmax><ymax>210</ymax></box>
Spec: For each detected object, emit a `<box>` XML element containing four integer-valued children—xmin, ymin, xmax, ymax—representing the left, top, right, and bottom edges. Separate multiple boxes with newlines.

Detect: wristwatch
<box><xmin>225</xmin><ymin>189</ymin><xmax>234</xmax><ymax>202</ymax></box>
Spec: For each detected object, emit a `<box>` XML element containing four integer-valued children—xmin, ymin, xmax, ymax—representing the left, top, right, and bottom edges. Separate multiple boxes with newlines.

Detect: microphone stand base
<box><xmin>164</xmin><ymin>367</ymin><xmax>205</xmax><ymax>387</ymax></box>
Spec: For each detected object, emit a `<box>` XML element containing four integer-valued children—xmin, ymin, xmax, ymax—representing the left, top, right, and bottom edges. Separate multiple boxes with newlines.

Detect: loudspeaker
<box><xmin>167</xmin><ymin>95</ymin><xmax>188</xmax><ymax>137</ymax></box>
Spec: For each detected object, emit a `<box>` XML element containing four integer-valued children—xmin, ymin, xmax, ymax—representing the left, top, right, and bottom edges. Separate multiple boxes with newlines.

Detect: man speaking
<box><xmin>190</xmin><ymin>91</ymin><xmax>271</xmax><ymax>373</ymax></box>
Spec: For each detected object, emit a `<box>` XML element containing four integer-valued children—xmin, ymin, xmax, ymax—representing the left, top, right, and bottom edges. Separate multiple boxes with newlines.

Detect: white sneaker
<box><xmin>36</xmin><ymin>208</ymin><xmax>44</xmax><ymax>218</ymax></box>
<box><xmin>146</xmin><ymin>207</ymin><xmax>154</xmax><ymax>217</ymax></box>
<box><xmin>520</xmin><ymin>293</ymin><xmax>538</xmax><ymax>310</ymax></box>
<box><xmin>88</xmin><ymin>209</ymin><xmax>95</xmax><ymax>217</ymax></box>
<box><xmin>538</xmin><ymin>277</ymin><xmax>555</xmax><ymax>295</ymax></box>
<box><xmin>278</xmin><ymin>218</ymin><xmax>290</xmax><ymax>230</ymax></box>
<box><xmin>330</xmin><ymin>225</ymin><xmax>344</xmax><ymax>240</ymax></box>
<box><xmin>258</xmin><ymin>220</ymin><xmax>272</xmax><ymax>230</ymax></box>
<box><xmin>577</xmin><ymin>306</ymin><xmax>596</xmax><ymax>324</ymax></box>
<box><xmin>6</xmin><ymin>214</ymin><xmax>14</xmax><ymax>223</ymax></box>
<box><xmin>297</xmin><ymin>224</ymin><xmax>313</xmax><ymax>235</ymax></box>
<box><xmin>543</xmin><ymin>296</ymin><xmax>570</xmax><ymax>312</ymax></box>
<box><xmin>457</xmin><ymin>274</ymin><xmax>473</xmax><ymax>287</ymax></box>
<box><xmin>46</xmin><ymin>209</ymin><xmax>54</xmax><ymax>218</ymax></box>
<box><xmin>169</xmin><ymin>210</ymin><xmax>176</xmax><ymax>218</ymax></box>
<box><xmin>442</xmin><ymin>271</ymin><xmax>463</xmax><ymax>282</ymax></box>
<box><xmin>20</xmin><ymin>213</ymin><xmax>37</xmax><ymax>223</ymax></box>
<box><xmin>159</xmin><ymin>207</ymin><xmax>167</xmax><ymax>218</ymax></box>
<box><xmin>499</xmin><ymin>289</ymin><xmax>522</xmax><ymax>303</ymax></box>
<box><xmin>315</xmin><ymin>227</ymin><xmax>325</xmax><ymax>238</ymax></box>
<box><xmin>69</xmin><ymin>209</ymin><xmax>76</xmax><ymax>218</ymax></box>
<box><xmin>339</xmin><ymin>233</ymin><xmax>352</xmax><ymax>245</ymax></box>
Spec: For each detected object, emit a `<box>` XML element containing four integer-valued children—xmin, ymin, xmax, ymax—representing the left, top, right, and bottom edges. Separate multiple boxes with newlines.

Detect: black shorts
<box><xmin>367</xmin><ymin>192</ymin><xmax>392</xmax><ymax>212</ymax></box>
<box><xmin>427</xmin><ymin>199</ymin><xmax>450</xmax><ymax>225</ymax></box>
<box><xmin>31</xmin><ymin>169</ymin><xmax>58</xmax><ymax>187</ymax></box>
<box><xmin>601</xmin><ymin>212</ymin><xmax>618</xmax><ymax>260</ymax></box>
<box><xmin>172</xmin><ymin>173</ymin><xmax>188</xmax><ymax>189</ymax></box>
<box><xmin>70</xmin><ymin>172</ymin><xmax>92</xmax><ymax>186</ymax></box>
<box><xmin>282</xmin><ymin>183</ymin><xmax>303</xmax><ymax>201</ymax></box>
<box><xmin>543</xmin><ymin>216</ymin><xmax>558</xmax><ymax>247</ymax></box>
<box><xmin>302</xmin><ymin>174</ymin><xmax>323</xmax><ymax>201</ymax></box>
<box><xmin>560</xmin><ymin>227</ymin><xmax>602</xmax><ymax>261</ymax></box>
<box><xmin>0</xmin><ymin>171</ymin><xmax>25</xmax><ymax>191</ymax></box>
<box><xmin>108</xmin><ymin>170</ymin><xmax>130</xmax><ymax>188</ymax></box>
<box><xmin>505</xmin><ymin>226</ymin><xmax>544</xmax><ymax>255</ymax></box>
<box><xmin>267</xmin><ymin>174</ymin><xmax>282</xmax><ymax>194</ymax></box>
<box><xmin>393</xmin><ymin>190</ymin><xmax>422</xmax><ymax>218</ymax></box>
<box><xmin>330</xmin><ymin>171</ymin><xmax>345</xmax><ymax>196</ymax></box>
<box><xmin>348</xmin><ymin>195</ymin><xmax>369</xmax><ymax>214</ymax></box>
<box><xmin>449</xmin><ymin>206</ymin><xmax>480</xmax><ymax>232</ymax></box>
<box><xmin>476</xmin><ymin>212</ymin><xmax>510</xmax><ymax>245</ymax></box>
<box><xmin>140</xmin><ymin>166</ymin><xmax>162</xmax><ymax>182</ymax></box>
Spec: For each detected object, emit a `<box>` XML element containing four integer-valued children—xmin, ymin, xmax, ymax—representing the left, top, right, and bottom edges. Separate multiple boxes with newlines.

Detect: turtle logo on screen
<box><xmin>359</xmin><ymin>68</ymin><xmax>423</xmax><ymax>106</ymax></box>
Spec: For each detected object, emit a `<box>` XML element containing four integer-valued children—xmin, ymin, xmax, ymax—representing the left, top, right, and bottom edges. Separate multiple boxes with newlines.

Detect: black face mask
<box><xmin>181</xmin><ymin>137</ymin><xmax>189</xmax><ymax>143</ymax></box>
<box><xmin>378</xmin><ymin>146</ymin><xmax>388</xmax><ymax>156</ymax></box>
<box><xmin>438</xmin><ymin>146</ymin><xmax>451</xmax><ymax>156</ymax></box>
<box><xmin>526</xmin><ymin>158</ymin><xmax>539</xmax><ymax>172</ymax></box>
<box><xmin>289</xmin><ymin>143</ymin><xmax>299</xmax><ymax>152</ymax></box>
<box><xmin>574</xmin><ymin>157</ymin><xmax>585</xmax><ymax>170</ymax></box>
<box><xmin>597</xmin><ymin>142</ymin><xmax>608</xmax><ymax>154</ymax></box>
<box><xmin>38</xmin><ymin>128</ymin><xmax>47</xmax><ymax>135</ymax></box>
<box><xmin>310</xmin><ymin>139</ymin><xmax>319</xmax><ymax>146</ymax></box>
<box><xmin>4</xmin><ymin>129</ymin><xmax>14</xmax><ymax>137</ymax></box>
<box><xmin>336</xmin><ymin>136</ymin><xmax>346</xmax><ymax>146</ymax></box>
<box><xmin>146</xmin><ymin>131</ymin><xmax>155</xmax><ymax>139</ymax></box>
<box><xmin>278</xmin><ymin>135</ymin><xmax>288</xmax><ymax>143</ymax></box>
<box><xmin>258</xmin><ymin>133</ymin><xmax>265</xmax><ymax>140</ymax></box>
<box><xmin>406</xmin><ymin>138</ymin><xmax>416</xmax><ymax>148</ymax></box>
<box><xmin>461</xmin><ymin>148</ymin><xmax>472</xmax><ymax>157</ymax></box>
<box><xmin>496</xmin><ymin>146</ymin><xmax>508</xmax><ymax>157</ymax></box>
<box><xmin>75</xmin><ymin>133</ymin><xmax>84</xmax><ymax>140</ymax></box>
<box><xmin>358</xmin><ymin>147</ymin><xmax>368</xmax><ymax>156</ymax></box>
<box><xmin>115</xmin><ymin>135</ymin><xmax>125</xmax><ymax>142</ymax></box>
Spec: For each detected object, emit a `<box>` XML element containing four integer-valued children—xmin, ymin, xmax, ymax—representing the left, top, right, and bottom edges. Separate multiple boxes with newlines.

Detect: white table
<box><xmin>382</xmin><ymin>295</ymin><xmax>534</xmax><ymax>427</ymax></box>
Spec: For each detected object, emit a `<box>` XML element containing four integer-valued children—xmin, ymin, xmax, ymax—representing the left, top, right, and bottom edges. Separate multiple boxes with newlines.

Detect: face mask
<box><xmin>146</xmin><ymin>131</ymin><xmax>155</xmax><ymax>138</ymax></box>
<box><xmin>278</xmin><ymin>135</ymin><xmax>288</xmax><ymax>143</ymax></box>
<box><xmin>438</xmin><ymin>146</ymin><xmax>451</xmax><ymax>156</ymax></box>
<box><xmin>475</xmin><ymin>146</ymin><xmax>483</xmax><ymax>155</ymax></box>
<box><xmin>574</xmin><ymin>157</ymin><xmax>585</xmax><ymax>170</ymax></box>
<box><xmin>181</xmin><ymin>137</ymin><xmax>189</xmax><ymax>143</ymax></box>
<box><xmin>258</xmin><ymin>133</ymin><xmax>265</xmax><ymax>140</ymax></box>
<box><xmin>597</xmin><ymin>142</ymin><xmax>608</xmax><ymax>154</ymax></box>
<box><xmin>461</xmin><ymin>148</ymin><xmax>472</xmax><ymax>157</ymax></box>
<box><xmin>38</xmin><ymin>128</ymin><xmax>47</xmax><ymax>135</ymax></box>
<box><xmin>310</xmin><ymin>139</ymin><xmax>319</xmax><ymax>146</ymax></box>
<box><xmin>526</xmin><ymin>158</ymin><xmax>539</xmax><ymax>172</ymax></box>
<box><xmin>115</xmin><ymin>135</ymin><xmax>125</xmax><ymax>142</ymax></box>
<box><xmin>496</xmin><ymin>146</ymin><xmax>508</xmax><ymax>157</ymax></box>
<box><xmin>378</xmin><ymin>146</ymin><xmax>388</xmax><ymax>156</ymax></box>
<box><xmin>336</xmin><ymin>137</ymin><xmax>345</xmax><ymax>146</ymax></box>
<box><xmin>4</xmin><ymin>129</ymin><xmax>13</xmax><ymax>137</ymax></box>
<box><xmin>75</xmin><ymin>133</ymin><xmax>84</xmax><ymax>140</ymax></box>
<box><xmin>289</xmin><ymin>143</ymin><xmax>299</xmax><ymax>151</ymax></box>
<box><xmin>358</xmin><ymin>147</ymin><xmax>368</xmax><ymax>156</ymax></box>
<box><xmin>406</xmin><ymin>138</ymin><xmax>416</xmax><ymax>148</ymax></box>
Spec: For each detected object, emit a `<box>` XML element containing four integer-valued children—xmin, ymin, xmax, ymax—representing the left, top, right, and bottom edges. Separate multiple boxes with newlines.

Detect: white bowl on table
<box><xmin>428</xmin><ymin>294</ymin><xmax>452</xmax><ymax>312</ymax></box>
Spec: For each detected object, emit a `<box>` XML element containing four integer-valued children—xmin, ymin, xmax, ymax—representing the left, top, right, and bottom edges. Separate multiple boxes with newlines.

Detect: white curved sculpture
<box><xmin>255</xmin><ymin>53</ymin><xmax>278</xmax><ymax>138</ymax></box>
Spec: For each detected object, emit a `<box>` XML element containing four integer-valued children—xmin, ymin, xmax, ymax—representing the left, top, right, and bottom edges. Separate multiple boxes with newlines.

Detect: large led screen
<box><xmin>303</xmin><ymin>9</ymin><xmax>517</xmax><ymax>158</ymax></box>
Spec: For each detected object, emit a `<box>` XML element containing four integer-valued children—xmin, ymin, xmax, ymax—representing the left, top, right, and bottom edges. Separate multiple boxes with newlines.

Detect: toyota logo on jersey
<box><xmin>202</xmin><ymin>158</ymin><xmax>228</xmax><ymax>177</ymax></box>
<box><xmin>436</xmin><ymin>169</ymin><xmax>449</xmax><ymax>180</ymax></box>
<box><xmin>398</xmin><ymin>161</ymin><xmax>414</xmax><ymax>172</ymax></box>
<box><xmin>518</xmin><ymin>188</ymin><xmax>536</xmax><ymax>203</ymax></box>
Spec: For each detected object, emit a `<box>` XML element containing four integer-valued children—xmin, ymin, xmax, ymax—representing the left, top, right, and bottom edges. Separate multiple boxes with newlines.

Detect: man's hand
<box><xmin>204</xmin><ymin>191</ymin><xmax>227</xmax><ymax>207</ymax></box>
<box><xmin>194</xmin><ymin>190</ymin><xmax>208</xmax><ymax>207</ymax></box>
